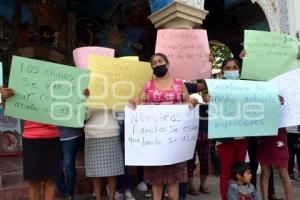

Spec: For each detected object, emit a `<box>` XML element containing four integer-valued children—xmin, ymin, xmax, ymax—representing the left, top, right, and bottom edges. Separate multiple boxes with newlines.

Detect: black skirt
<box><xmin>22</xmin><ymin>137</ymin><xmax>61</xmax><ymax>181</ymax></box>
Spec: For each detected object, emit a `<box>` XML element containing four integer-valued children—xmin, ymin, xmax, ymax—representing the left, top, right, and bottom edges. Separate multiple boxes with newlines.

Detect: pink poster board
<box><xmin>73</xmin><ymin>46</ymin><xmax>115</xmax><ymax>68</ymax></box>
<box><xmin>155</xmin><ymin>29</ymin><xmax>211</xmax><ymax>80</ymax></box>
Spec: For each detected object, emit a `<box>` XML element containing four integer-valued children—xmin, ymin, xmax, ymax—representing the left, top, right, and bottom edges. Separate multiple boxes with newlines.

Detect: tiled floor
<box><xmin>1</xmin><ymin>155</ymin><xmax>300</xmax><ymax>200</ymax></box>
<box><xmin>76</xmin><ymin>174</ymin><xmax>300</xmax><ymax>200</ymax></box>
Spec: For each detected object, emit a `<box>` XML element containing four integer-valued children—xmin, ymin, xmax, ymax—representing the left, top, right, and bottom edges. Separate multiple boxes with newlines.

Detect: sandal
<box><xmin>199</xmin><ymin>186</ymin><xmax>210</xmax><ymax>194</ymax></box>
<box><xmin>188</xmin><ymin>188</ymin><xmax>199</xmax><ymax>196</ymax></box>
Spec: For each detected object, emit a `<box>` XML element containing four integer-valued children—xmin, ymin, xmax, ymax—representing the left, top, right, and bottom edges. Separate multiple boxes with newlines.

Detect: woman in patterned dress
<box><xmin>129</xmin><ymin>53</ymin><xmax>194</xmax><ymax>200</ymax></box>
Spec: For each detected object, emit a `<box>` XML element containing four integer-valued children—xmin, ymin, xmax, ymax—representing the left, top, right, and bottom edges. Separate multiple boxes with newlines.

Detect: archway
<box><xmin>202</xmin><ymin>0</ymin><xmax>278</xmax><ymax>60</ymax></box>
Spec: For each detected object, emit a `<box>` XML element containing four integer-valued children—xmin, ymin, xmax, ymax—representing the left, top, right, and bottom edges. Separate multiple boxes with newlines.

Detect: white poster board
<box><xmin>270</xmin><ymin>68</ymin><xmax>300</xmax><ymax>127</ymax></box>
<box><xmin>125</xmin><ymin>105</ymin><xmax>199</xmax><ymax>166</ymax></box>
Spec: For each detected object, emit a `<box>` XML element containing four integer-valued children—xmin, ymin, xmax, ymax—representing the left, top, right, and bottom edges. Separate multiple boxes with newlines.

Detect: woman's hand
<box><xmin>188</xmin><ymin>97</ymin><xmax>198</xmax><ymax>108</ymax></box>
<box><xmin>0</xmin><ymin>87</ymin><xmax>15</xmax><ymax>99</ymax></box>
<box><xmin>83</xmin><ymin>88</ymin><xmax>90</xmax><ymax>97</ymax></box>
<box><xmin>202</xmin><ymin>95</ymin><xmax>211</xmax><ymax>103</ymax></box>
<box><xmin>279</xmin><ymin>95</ymin><xmax>284</xmax><ymax>105</ymax></box>
<box><xmin>128</xmin><ymin>98</ymin><xmax>138</xmax><ymax>109</ymax></box>
<box><xmin>239</xmin><ymin>49</ymin><xmax>246</xmax><ymax>59</ymax></box>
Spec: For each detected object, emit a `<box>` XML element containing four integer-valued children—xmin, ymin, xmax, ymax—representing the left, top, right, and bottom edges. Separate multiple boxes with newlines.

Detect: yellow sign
<box><xmin>88</xmin><ymin>56</ymin><xmax>152</xmax><ymax>110</ymax></box>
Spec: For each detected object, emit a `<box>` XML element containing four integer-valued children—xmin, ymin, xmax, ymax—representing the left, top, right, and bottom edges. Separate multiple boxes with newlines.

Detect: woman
<box><xmin>245</xmin><ymin>51</ymin><xmax>300</xmax><ymax>200</ymax></box>
<box><xmin>129</xmin><ymin>53</ymin><xmax>193</xmax><ymax>200</ymax></box>
<box><xmin>1</xmin><ymin>87</ymin><xmax>61</xmax><ymax>200</ymax></box>
<box><xmin>256</xmin><ymin>128</ymin><xmax>291</xmax><ymax>200</ymax></box>
<box><xmin>84</xmin><ymin>107</ymin><xmax>124</xmax><ymax>200</ymax></box>
<box><xmin>204</xmin><ymin>58</ymin><xmax>248</xmax><ymax>200</ymax></box>
<box><xmin>187</xmin><ymin>104</ymin><xmax>211</xmax><ymax>196</ymax></box>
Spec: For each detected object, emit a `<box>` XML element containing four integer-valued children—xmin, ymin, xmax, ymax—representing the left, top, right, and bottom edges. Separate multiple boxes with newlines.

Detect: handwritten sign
<box><xmin>88</xmin><ymin>56</ymin><xmax>152</xmax><ymax>110</ymax></box>
<box><xmin>270</xmin><ymin>68</ymin><xmax>300</xmax><ymax>127</ymax></box>
<box><xmin>241</xmin><ymin>30</ymin><xmax>298</xmax><ymax>80</ymax></box>
<box><xmin>0</xmin><ymin>105</ymin><xmax>22</xmax><ymax>156</ymax></box>
<box><xmin>155</xmin><ymin>29</ymin><xmax>211</xmax><ymax>80</ymax></box>
<box><xmin>125</xmin><ymin>105</ymin><xmax>199</xmax><ymax>166</ymax></box>
<box><xmin>206</xmin><ymin>79</ymin><xmax>280</xmax><ymax>138</ymax></box>
<box><xmin>4</xmin><ymin>56</ymin><xmax>90</xmax><ymax>127</ymax></box>
<box><xmin>73</xmin><ymin>46</ymin><xmax>115</xmax><ymax>68</ymax></box>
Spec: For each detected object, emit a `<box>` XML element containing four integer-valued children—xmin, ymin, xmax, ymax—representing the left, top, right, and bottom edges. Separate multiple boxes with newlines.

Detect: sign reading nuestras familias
<box><xmin>88</xmin><ymin>56</ymin><xmax>152</xmax><ymax>110</ymax></box>
<box><xmin>270</xmin><ymin>68</ymin><xmax>300</xmax><ymax>128</ymax></box>
<box><xmin>206</xmin><ymin>79</ymin><xmax>281</xmax><ymax>138</ymax></box>
<box><xmin>4</xmin><ymin>56</ymin><xmax>90</xmax><ymax>127</ymax></box>
<box><xmin>125</xmin><ymin>105</ymin><xmax>199</xmax><ymax>166</ymax></box>
<box><xmin>241</xmin><ymin>30</ymin><xmax>298</xmax><ymax>81</ymax></box>
<box><xmin>155</xmin><ymin>29</ymin><xmax>211</xmax><ymax>80</ymax></box>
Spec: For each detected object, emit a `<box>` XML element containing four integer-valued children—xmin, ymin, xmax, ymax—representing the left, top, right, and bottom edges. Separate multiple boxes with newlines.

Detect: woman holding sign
<box><xmin>203</xmin><ymin>58</ymin><xmax>248</xmax><ymax>200</ymax></box>
<box><xmin>1</xmin><ymin>87</ymin><xmax>61</xmax><ymax>200</ymax></box>
<box><xmin>255</xmin><ymin>53</ymin><xmax>300</xmax><ymax>200</ymax></box>
<box><xmin>129</xmin><ymin>53</ymin><xmax>194</xmax><ymax>200</ymax></box>
<box><xmin>240</xmin><ymin>50</ymin><xmax>300</xmax><ymax>200</ymax></box>
<box><xmin>84</xmin><ymin>108</ymin><xmax>125</xmax><ymax>200</ymax></box>
<box><xmin>1</xmin><ymin>87</ymin><xmax>90</xmax><ymax>200</ymax></box>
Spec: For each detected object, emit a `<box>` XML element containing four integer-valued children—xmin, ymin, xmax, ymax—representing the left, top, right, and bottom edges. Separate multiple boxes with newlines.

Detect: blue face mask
<box><xmin>223</xmin><ymin>70</ymin><xmax>240</xmax><ymax>80</ymax></box>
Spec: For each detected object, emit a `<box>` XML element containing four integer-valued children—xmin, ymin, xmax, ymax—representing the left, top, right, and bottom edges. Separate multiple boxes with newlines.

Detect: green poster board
<box><xmin>206</xmin><ymin>79</ymin><xmax>281</xmax><ymax>138</ymax></box>
<box><xmin>4</xmin><ymin>56</ymin><xmax>90</xmax><ymax>127</ymax></box>
<box><xmin>241</xmin><ymin>30</ymin><xmax>298</xmax><ymax>81</ymax></box>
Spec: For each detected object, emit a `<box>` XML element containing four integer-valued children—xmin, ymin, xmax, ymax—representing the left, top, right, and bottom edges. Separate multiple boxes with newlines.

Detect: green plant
<box><xmin>210</xmin><ymin>45</ymin><xmax>233</xmax><ymax>69</ymax></box>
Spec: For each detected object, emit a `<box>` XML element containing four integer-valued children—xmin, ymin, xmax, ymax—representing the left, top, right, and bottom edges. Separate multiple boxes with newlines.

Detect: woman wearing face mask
<box><xmin>129</xmin><ymin>53</ymin><xmax>194</xmax><ymax>200</ymax></box>
<box><xmin>203</xmin><ymin>57</ymin><xmax>248</xmax><ymax>200</ymax></box>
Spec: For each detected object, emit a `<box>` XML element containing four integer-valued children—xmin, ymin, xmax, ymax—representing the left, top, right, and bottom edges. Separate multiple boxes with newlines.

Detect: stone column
<box><xmin>148</xmin><ymin>0</ymin><xmax>208</xmax><ymax>29</ymax></box>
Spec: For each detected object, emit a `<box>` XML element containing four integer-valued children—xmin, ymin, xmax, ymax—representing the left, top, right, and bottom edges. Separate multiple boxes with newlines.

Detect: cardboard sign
<box><xmin>125</xmin><ymin>105</ymin><xmax>199</xmax><ymax>166</ymax></box>
<box><xmin>5</xmin><ymin>56</ymin><xmax>90</xmax><ymax>127</ymax></box>
<box><xmin>206</xmin><ymin>79</ymin><xmax>281</xmax><ymax>138</ymax></box>
<box><xmin>155</xmin><ymin>29</ymin><xmax>211</xmax><ymax>80</ymax></box>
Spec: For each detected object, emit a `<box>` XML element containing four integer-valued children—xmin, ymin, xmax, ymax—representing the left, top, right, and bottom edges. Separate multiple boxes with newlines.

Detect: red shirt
<box><xmin>23</xmin><ymin>121</ymin><xmax>59</xmax><ymax>139</ymax></box>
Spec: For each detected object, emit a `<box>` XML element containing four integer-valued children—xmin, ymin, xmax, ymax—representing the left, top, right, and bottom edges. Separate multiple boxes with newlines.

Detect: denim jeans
<box><xmin>55</xmin><ymin>136</ymin><xmax>81</xmax><ymax>196</ymax></box>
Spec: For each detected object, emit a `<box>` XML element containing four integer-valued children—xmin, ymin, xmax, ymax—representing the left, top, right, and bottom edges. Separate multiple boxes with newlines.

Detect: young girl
<box><xmin>129</xmin><ymin>53</ymin><xmax>193</xmax><ymax>200</ymax></box>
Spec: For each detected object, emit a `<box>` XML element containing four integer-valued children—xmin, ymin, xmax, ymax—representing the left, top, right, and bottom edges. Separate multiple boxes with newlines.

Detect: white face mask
<box><xmin>223</xmin><ymin>70</ymin><xmax>240</xmax><ymax>80</ymax></box>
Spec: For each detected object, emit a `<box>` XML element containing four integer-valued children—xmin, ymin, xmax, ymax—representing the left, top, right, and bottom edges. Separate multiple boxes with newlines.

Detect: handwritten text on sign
<box><xmin>206</xmin><ymin>79</ymin><xmax>280</xmax><ymax>138</ymax></box>
<box><xmin>88</xmin><ymin>56</ymin><xmax>152</xmax><ymax>110</ymax></box>
<box><xmin>155</xmin><ymin>29</ymin><xmax>211</xmax><ymax>80</ymax></box>
<box><xmin>125</xmin><ymin>105</ymin><xmax>199</xmax><ymax>166</ymax></box>
<box><xmin>4</xmin><ymin>56</ymin><xmax>90</xmax><ymax>127</ymax></box>
<box><xmin>270</xmin><ymin>68</ymin><xmax>300</xmax><ymax>128</ymax></box>
<box><xmin>241</xmin><ymin>30</ymin><xmax>298</xmax><ymax>81</ymax></box>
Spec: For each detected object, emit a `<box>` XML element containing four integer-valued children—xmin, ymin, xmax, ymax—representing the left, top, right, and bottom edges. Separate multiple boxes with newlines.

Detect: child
<box><xmin>227</xmin><ymin>162</ymin><xmax>260</xmax><ymax>200</ymax></box>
